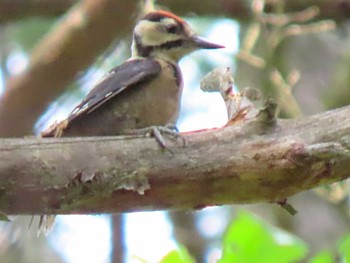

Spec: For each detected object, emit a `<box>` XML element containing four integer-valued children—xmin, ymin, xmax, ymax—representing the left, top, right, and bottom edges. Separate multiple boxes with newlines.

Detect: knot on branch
<box><xmin>200</xmin><ymin>67</ymin><xmax>277</xmax><ymax>133</ymax></box>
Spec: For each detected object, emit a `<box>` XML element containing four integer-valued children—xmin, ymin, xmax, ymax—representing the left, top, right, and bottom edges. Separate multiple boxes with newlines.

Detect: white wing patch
<box><xmin>104</xmin><ymin>91</ymin><xmax>113</xmax><ymax>98</ymax></box>
<box><xmin>69</xmin><ymin>102</ymin><xmax>90</xmax><ymax>118</ymax></box>
<box><xmin>68</xmin><ymin>72</ymin><xmax>117</xmax><ymax>118</ymax></box>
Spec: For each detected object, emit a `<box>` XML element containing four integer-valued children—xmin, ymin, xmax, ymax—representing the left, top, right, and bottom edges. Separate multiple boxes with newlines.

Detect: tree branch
<box><xmin>1</xmin><ymin>104</ymin><xmax>350</xmax><ymax>215</ymax></box>
<box><xmin>2</xmin><ymin>0</ymin><xmax>350</xmax><ymax>23</ymax></box>
<box><xmin>0</xmin><ymin>0</ymin><xmax>76</xmax><ymax>23</ymax></box>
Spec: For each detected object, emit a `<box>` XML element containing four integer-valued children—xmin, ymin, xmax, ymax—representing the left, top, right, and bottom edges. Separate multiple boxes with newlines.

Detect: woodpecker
<box><xmin>41</xmin><ymin>10</ymin><xmax>224</xmax><ymax>138</ymax></box>
<box><xmin>38</xmin><ymin>10</ymin><xmax>223</xmax><ymax>233</ymax></box>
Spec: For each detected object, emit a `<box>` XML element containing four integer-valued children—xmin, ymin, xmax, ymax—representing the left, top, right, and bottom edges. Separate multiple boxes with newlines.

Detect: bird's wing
<box><xmin>67</xmin><ymin>58</ymin><xmax>161</xmax><ymax>122</ymax></box>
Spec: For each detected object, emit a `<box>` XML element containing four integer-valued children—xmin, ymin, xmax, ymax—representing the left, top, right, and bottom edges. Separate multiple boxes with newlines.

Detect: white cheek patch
<box><xmin>134</xmin><ymin>19</ymin><xmax>181</xmax><ymax>46</ymax></box>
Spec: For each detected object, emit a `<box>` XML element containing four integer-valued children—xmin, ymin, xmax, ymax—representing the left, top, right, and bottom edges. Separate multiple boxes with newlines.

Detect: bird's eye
<box><xmin>165</xmin><ymin>24</ymin><xmax>179</xmax><ymax>34</ymax></box>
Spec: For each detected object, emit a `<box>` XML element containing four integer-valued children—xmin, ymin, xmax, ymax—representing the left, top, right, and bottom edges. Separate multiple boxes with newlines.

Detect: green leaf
<box><xmin>338</xmin><ymin>235</ymin><xmax>350</xmax><ymax>262</ymax></box>
<box><xmin>308</xmin><ymin>251</ymin><xmax>333</xmax><ymax>263</ymax></box>
<box><xmin>160</xmin><ymin>246</ymin><xmax>195</xmax><ymax>263</ymax></box>
<box><xmin>219</xmin><ymin>211</ymin><xmax>308</xmax><ymax>263</ymax></box>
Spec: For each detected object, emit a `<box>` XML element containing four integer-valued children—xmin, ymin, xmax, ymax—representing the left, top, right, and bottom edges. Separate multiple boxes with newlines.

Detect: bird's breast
<box><xmin>122</xmin><ymin>59</ymin><xmax>183</xmax><ymax>128</ymax></box>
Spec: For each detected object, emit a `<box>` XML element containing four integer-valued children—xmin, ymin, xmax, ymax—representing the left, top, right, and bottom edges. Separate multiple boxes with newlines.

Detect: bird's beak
<box><xmin>191</xmin><ymin>36</ymin><xmax>225</xmax><ymax>49</ymax></box>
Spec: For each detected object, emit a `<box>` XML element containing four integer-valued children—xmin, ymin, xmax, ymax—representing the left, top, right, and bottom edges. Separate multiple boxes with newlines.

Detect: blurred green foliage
<box><xmin>219</xmin><ymin>211</ymin><xmax>307</xmax><ymax>263</ymax></box>
<box><xmin>309</xmin><ymin>251</ymin><xmax>333</xmax><ymax>263</ymax></box>
<box><xmin>160</xmin><ymin>211</ymin><xmax>350</xmax><ymax>263</ymax></box>
<box><xmin>338</xmin><ymin>235</ymin><xmax>350</xmax><ymax>263</ymax></box>
<box><xmin>160</xmin><ymin>245</ymin><xmax>195</xmax><ymax>263</ymax></box>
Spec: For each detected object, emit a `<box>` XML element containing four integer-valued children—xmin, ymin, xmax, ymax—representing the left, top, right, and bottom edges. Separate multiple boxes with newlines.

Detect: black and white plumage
<box><xmin>69</xmin><ymin>59</ymin><xmax>161</xmax><ymax>119</ymax></box>
<box><xmin>42</xmin><ymin>10</ymin><xmax>223</xmax><ymax>138</ymax></box>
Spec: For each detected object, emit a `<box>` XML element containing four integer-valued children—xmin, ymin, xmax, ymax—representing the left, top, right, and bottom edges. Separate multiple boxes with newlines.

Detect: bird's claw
<box><xmin>125</xmin><ymin>124</ymin><xmax>185</xmax><ymax>153</ymax></box>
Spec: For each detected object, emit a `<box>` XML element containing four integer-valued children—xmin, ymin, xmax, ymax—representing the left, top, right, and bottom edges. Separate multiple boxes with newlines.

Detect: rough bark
<box><xmin>0</xmin><ymin>104</ymin><xmax>349</xmax><ymax>215</ymax></box>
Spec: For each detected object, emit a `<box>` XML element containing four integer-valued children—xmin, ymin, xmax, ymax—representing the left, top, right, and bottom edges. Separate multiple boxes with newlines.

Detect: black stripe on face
<box><xmin>158</xmin><ymin>40</ymin><xmax>184</xmax><ymax>50</ymax></box>
<box><xmin>134</xmin><ymin>38</ymin><xmax>185</xmax><ymax>58</ymax></box>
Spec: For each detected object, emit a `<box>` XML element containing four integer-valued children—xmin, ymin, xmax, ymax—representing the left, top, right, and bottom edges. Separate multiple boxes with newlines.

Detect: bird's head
<box><xmin>131</xmin><ymin>10</ymin><xmax>224</xmax><ymax>62</ymax></box>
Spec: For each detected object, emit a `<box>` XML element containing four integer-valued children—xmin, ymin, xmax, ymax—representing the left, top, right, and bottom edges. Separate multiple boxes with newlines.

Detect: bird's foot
<box><xmin>125</xmin><ymin>124</ymin><xmax>185</xmax><ymax>153</ymax></box>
